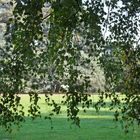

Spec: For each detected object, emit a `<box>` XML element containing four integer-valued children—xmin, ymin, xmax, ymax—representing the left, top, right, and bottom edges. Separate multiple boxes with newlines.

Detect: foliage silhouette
<box><xmin>0</xmin><ymin>0</ymin><xmax>140</xmax><ymax>132</ymax></box>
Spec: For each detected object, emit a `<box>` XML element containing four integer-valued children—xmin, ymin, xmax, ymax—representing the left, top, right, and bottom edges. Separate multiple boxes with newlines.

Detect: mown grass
<box><xmin>0</xmin><ymin>94</ymin><xmax>140</xmax><ymax>140</ymax></box>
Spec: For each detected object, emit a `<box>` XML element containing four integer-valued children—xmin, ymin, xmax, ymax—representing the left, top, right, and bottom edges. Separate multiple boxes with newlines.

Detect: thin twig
<box><xmin>42</xmin><ymin>13</ymin><xmax>52</xmax><ymax>20</ymax></box>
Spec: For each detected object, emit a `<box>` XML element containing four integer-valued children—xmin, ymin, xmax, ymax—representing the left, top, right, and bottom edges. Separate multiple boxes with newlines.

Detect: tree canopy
<box><xmin>0</xmin><ymin>0</ymin><xmax>140</xmax><ymax>132</ymax></box>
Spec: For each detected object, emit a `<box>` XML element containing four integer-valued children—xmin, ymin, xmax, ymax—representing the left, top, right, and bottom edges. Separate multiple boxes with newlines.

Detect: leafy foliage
<box><xmin>0</xmin><ymin>0</ymin><xmax>140</xmax><ymax>132</ymax></box>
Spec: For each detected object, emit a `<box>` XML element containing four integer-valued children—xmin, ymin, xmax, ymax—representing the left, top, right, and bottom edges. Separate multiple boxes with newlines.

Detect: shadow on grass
<box><xmin>0</xmin><ymin>110</ymin><xmax>140</xmax><ymax>140</ymax></box>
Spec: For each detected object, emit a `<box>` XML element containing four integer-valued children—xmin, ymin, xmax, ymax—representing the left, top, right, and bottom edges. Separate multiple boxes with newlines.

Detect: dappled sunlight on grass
<box><xmin>54</xmin><ymin>114</ymin><xmax>113</xmax><ymax>119</ymax></box>
<box><xmin>19</xmin><ymin>94</ymin><xmax>118</xmax><ymax>116</ymax></box>
<box><xmin>0</xmin><ymin>94</ymin><xmax>140</xmax><ymax>140</ymax></box>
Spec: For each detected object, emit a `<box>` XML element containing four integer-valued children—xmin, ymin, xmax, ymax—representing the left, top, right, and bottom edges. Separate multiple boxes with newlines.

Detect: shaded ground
<box><xmin>0</xmin><ymin>94</ymin><xmax>140</xmax><ymax>140</ymax></box>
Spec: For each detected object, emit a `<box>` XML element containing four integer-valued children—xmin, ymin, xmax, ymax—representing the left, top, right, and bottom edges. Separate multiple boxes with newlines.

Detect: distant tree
<box><xmin>0</xmin><ymin>0</ymin><xmax>140</xmax><ymax>132</ymax></box>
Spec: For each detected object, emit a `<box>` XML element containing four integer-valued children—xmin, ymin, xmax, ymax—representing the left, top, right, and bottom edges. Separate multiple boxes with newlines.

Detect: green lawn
<box><xmin>0</xmin><ymin>94</ymin><xmax>140</xmax><ymax>140</ymax></box>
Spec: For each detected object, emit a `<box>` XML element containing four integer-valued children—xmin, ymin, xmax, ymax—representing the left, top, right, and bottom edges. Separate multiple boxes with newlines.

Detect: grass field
<box><xmin>0</xmin><ymin>94</ymin><xmax>140</xmax><ymax>140</ymax></box>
